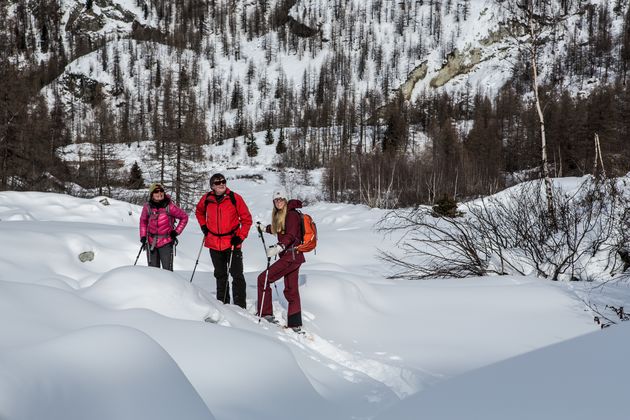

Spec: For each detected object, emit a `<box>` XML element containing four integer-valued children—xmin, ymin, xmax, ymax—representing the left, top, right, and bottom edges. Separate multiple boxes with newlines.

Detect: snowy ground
<box><xmin>0</xmin><ymin>171</ymin><xmax>628</xmax><ymax>419</ymax></box>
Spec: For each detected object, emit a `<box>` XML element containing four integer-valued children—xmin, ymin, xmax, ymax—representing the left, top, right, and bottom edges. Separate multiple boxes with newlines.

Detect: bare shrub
<box><xmin>378</xmin><ymin>177</ymin><xmax>630</xmax><ymax>281</ymax></box>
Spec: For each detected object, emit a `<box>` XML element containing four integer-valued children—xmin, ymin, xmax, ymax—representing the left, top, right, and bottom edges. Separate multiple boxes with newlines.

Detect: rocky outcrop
<box><xmin>480</xmin><ymin>26</ymin><xmax>511</xmax><ymax>47</ymax></box>
<box><xmin>399</xmin><ymin>61</ymin><xmax>428</xmax><ymax>100</ymax></box>
<box><xmin>62</xmin><ymin>73</ymin><xmax>106</xmax><ymax>105</ymax></box>
<box><xmin>66</xmin><ymin>5</ymin><xmax>106</xmax><ymax>35</ymax></box>
<box><xmin>430</xmin><ymin>47</ymin><xmax>483</xmax><ymax>88</ymax></box>
<box><xmin>95</xmin><ymin>0</ymin><xmax>137</xmax><ymax>23</ymax></box>
<box><xmin>65</xmin><ymin>0</ymin><xmax>139</xmax><ymax>37</ymax></box>
<box><xmin>287</xmin><ymin>16</ymin><xmax>320</xmax><ymax>38</ymax></box>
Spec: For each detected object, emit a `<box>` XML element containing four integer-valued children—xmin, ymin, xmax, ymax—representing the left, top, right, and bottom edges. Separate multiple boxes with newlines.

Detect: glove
<box><xmin>201</xmin><ymin>225</ymin><xmax>209</xmax><ymax>236</ymax></box>
<box><xmin>140</xmin><ymin>237</ymin><xmax>147</xmax><ymax>246</ymax></box>
<box><xmin>231</xmin><ymin>235</ymin><xmax>243</xmax><ymax>246</ymax></box>
<box><xmin>170</xmin><ymin>230</ymin><xmax>178</xmax><ymax>240</ymax></box>
<box><xmin>266</xmin><ymin>243</ymin><xmax>284</xmax><ymax>258</ymax></box>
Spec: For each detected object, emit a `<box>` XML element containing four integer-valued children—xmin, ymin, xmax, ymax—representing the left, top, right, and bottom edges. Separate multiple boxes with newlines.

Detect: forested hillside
<box><xmin>1</xmin><ymin>0</ymin><xmax>629</xmax><ymax>206</ymax></box>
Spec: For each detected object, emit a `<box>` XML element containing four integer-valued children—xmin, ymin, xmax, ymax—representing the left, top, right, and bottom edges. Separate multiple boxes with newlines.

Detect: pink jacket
<box><xmin>139</xmin><ymin>196</ymin><xmax>189</xmax><ymax>249</ymax></box>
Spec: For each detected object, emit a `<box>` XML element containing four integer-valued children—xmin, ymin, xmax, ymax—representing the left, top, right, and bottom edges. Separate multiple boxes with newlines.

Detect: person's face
<box><xmin>151</xmin><ymin>186</ymin><xmax>165</xmax><ymax>201</ymax></box>
<box><xmin>211</xmin><ymin>178</ymin><xmax>227</xmax><ymax>195</ymax></box>
<box><xmin>274</xmin><ymin>198</ymin><xmax>286</xmax><ymax>210</ymax></box>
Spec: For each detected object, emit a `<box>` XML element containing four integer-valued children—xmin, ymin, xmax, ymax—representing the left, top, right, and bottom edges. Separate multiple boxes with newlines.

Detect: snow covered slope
<box><xmin>376</xmin><ymin>322</ymin><xmax>630</xmax><ymax>420</ymax></box>
<box><xmin>32</xmin><ymin>0</ymin><xmax>629</xmax><ymax>141</ymax></box>
<box><xmin>0</xmin><ymin>171</ymin><xmax>622</xmax><ymax>419</ymax></box>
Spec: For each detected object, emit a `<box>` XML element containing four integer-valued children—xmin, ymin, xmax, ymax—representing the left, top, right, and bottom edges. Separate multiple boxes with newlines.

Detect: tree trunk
<box><xmin>529</xmin><ymin>11</ymin><xmax>556</xmax><ymax>226</ymax></box>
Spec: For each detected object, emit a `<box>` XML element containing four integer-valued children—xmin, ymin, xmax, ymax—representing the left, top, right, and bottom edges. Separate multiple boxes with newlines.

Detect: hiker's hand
<box><xmin>230</xmin><ymin>235</ymin><xmax>243</xmax><ymax>246</ymax></box>
<box><xmin>266</xmin><ymin>243</ymin><xmax>284</xmax><ymax>258</ymax></box>
<box><xmin>140</xmin><ymin>237</ymin><xmax>147</xmax><ymax>245</ymax></box>
<box><xmin>170</xmin><ymin>230</ymin><xmax>178</xmax><ymax>240</ymax></box>
<box><xmin>201</xmin><ymin>225</ymin><xmax>209</xmax><ymax>236</ymax></box>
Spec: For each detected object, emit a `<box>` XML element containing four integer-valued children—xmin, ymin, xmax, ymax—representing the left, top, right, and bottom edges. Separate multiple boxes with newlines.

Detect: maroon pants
<box><xmin>257</xmin><ymin>257</ymin><xmax>302</xmax><ymax>319</ymax></box>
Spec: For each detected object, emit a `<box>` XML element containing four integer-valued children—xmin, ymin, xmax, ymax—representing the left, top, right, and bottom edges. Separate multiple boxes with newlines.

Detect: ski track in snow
<box><xmin>221</xmin><ymin>306</ymin><xmax>428</xmax><ymax>399</ymax></box>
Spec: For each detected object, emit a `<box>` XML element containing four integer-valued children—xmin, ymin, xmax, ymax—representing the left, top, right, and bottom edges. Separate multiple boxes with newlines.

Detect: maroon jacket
<box><xmin>272</xmin><ymin>200</ymin><xmax>306</xmax><ymax>264</ymax></box>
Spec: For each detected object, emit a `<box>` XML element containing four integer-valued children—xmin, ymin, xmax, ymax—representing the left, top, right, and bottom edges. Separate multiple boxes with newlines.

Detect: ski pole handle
<box><xmin>256</xmin><ymin>222</ymin><xmax>268</xmax><ymax>248</ymax></box>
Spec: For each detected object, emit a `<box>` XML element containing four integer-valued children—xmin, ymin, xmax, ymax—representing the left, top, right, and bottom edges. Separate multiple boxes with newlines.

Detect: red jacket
<box><xmin>195</xmin><ymin>188</ymin><xmax>252</xmax><ymax>251</ymax></box>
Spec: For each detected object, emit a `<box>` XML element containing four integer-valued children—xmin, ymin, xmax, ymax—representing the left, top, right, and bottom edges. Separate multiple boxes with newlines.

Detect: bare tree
<box><xmin>499</xmin><ymin>0</ymin><xmax>582</xmax><ymax>225</ymax></box>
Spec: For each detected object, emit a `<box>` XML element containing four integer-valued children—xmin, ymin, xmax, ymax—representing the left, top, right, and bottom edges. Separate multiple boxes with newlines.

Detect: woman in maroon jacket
<box><xmin>257</xmin><ymin>190</ymin><xmax>306</xmax><ymax>332</ymax></box>
<box><xmin>139</xmin><ymin>183</ymin><xmax>189</xmax><ymax>271</ymax></box>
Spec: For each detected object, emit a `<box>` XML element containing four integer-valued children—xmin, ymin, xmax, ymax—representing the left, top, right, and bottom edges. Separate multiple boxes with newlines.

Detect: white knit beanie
<box><xmin>272</xmin><ymin>190</ymin><xmax>287</xmax><ymax>201</ymax></box>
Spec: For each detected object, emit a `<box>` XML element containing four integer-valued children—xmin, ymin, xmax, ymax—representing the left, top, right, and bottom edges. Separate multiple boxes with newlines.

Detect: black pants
<box><xmin>147</xmin><ymin>242</ymin><xmax>174</xmax><ymax>271</ymax></box>
<box><xmin>210</xmin><ymin>248</ymin><xmax>246</xmax><ymax>308</ymax></box>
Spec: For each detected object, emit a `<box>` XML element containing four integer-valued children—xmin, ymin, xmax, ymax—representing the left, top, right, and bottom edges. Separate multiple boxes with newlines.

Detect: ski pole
<box><xmin>257</xmin><ymin>223</ymin><xmax>281</xmax><ymax>298</ymax></box>
<box><xmin>222</xmin><ymin>246</ymin><xmax>235</xmax><ymax>303</ymax></box>
<box><xmin>257</xmin><ymin>222</ymin><xmax>272</xmax><ymax>322</ymax></box>
<box><xmin>134</xmin><ymin>243</ymin><xmax>146</xmax><ymax>266</ymax></box>
<box><xmin>169</xmin><ymin>238</ymin><xmax>178</xmax><ymax>272</ymax></box>
<box><xmin>189</xmin><ymin>236</ymin><xmax>206</xmax><ymax>283</ymax></box>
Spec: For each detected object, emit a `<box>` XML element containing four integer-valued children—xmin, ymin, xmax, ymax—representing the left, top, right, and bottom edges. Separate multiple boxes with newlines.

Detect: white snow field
<box><xmin>0</xmin><ymin>172</ymin><xmax>627</xmax><ymax>419</ymax></box>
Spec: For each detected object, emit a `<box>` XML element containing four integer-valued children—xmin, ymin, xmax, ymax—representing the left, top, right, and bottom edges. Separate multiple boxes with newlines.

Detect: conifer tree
<box><xmin>246</xmin><ymin>132</ymin><xmax>259</xmax><ymax>157</ymax></box>
<box><xmin>265</xmin><ymin>127</ymin><xmax>274</xmax><ymax>145</ymax></box>
<box><xmin>128</xmin><ymin>161</ymin><xmax>144</xmax><ymax>189</ymax></box>
<box><xmin>276</xmin><ymin>128</ymin><xmax>287</xmax><ymax>154</ymax></box>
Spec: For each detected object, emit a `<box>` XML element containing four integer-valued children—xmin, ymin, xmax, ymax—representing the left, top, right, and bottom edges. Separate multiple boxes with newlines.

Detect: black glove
<box><xmin>140</xmin><ymin>237</ymin><xmax>147</xmax><ymax>246</ymax></box>
<box><xmin>231</xmin><ymin>235</ymin><xmax>243</xmax><ymax>246</ymax></box>
<box><xmin>201</xmin><ymin>225</ymin><xmax>209</xmax><ymax>236</ymax></box>
<box><xmin>170</xmin><ymin>230</ymin><xmax>178</xmax><ymax>240</ymax></box>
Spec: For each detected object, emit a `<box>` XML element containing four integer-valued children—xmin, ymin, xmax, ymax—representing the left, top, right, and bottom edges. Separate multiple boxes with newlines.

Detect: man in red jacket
<box><xmin>195</xmin><ymin>173</ymin><xmax>252</xmax><ymax>308</ymax></box>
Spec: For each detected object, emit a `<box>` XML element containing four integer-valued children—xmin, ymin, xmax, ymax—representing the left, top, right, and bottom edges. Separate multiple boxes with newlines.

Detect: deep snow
<box><xmin>0</xmin><ymin>171</ymin><xmax>627</xmax><ymax>419</ymax></box>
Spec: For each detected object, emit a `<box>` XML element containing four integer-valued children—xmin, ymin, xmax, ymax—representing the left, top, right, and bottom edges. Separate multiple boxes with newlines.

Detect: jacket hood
<box><xmin>287</xmin><ymin>199</ymin><xmax>302</xmax><ymax>210</ymax></box>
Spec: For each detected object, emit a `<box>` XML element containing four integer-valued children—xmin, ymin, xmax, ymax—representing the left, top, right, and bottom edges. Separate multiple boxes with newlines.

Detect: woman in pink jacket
<box><xmin>139</xmin><ymin>183</ymin><xmax>189</xmax><ymax>271</ymax></box>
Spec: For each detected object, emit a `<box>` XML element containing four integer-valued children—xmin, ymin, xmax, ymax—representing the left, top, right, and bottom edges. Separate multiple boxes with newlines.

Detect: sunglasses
<box><xmin>213</xmin><ymin>179</ymin><xmax>227</xmax><ymax>186</ymax></box>
<box><xmin>152</xmin><ymin>188</ymin><xmax>164</xmax><ymax>193</ymax></box>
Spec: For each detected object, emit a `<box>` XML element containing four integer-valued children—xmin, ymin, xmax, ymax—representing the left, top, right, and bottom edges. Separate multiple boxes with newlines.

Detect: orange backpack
<box><xmin>295</xmin><ymin>210</ymin><xmax>317</xmax><ymax>253</ymax></box>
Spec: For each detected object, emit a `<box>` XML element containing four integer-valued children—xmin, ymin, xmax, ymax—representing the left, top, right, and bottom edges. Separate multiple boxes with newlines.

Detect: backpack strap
<box><xmin>290</xmin><ymin>208</ymin><xmax>305</xmax><ymax>248</ymax></box>
<box><xmin>166</xmin><ymin>202</ymin><xmax>174</xmax><ymax>230</ymax></box>
<box><xmin>204</xmin><ymin>191</ymin><xmax>237</xmax><ymax>213</ymax></box>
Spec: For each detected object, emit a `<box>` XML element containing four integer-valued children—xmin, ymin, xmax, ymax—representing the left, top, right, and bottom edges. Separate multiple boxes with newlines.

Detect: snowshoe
<box><xmin>285</xmin><ymin>326</ymin><xmax>304</xmax><ymax>335</ymax></box>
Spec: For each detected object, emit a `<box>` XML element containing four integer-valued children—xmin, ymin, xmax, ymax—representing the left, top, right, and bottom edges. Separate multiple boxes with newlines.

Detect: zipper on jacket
<box><xmin>216</xmin><ymin>198</ymin><xmax>221</xmax><ymax>236</ymax></box>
